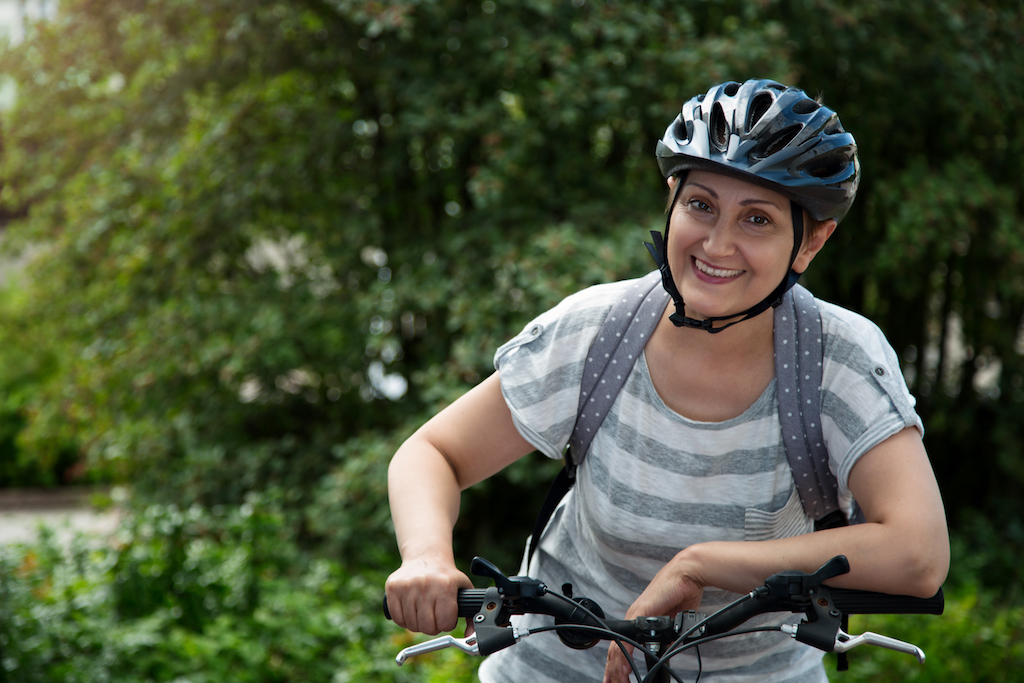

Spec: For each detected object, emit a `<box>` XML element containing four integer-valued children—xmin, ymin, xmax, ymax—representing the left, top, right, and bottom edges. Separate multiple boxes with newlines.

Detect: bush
<box><xmin>0</xmin><ymin>497</ymin><xmax>421</xmax><ymax>683</ymax></box>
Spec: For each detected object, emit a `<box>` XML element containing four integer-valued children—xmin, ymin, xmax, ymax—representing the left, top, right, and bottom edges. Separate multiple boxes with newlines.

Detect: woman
<box><xmin>385</xmin><ymin>79</ymin><xmax>949</xmax><ymax>682</ymax></box>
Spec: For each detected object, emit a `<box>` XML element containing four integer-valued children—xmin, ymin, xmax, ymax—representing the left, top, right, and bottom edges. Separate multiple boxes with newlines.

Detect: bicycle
<box><xmin>384</xmin><ymin>554</ymin><xmax>944</xmax><ymax>683</ymax></box>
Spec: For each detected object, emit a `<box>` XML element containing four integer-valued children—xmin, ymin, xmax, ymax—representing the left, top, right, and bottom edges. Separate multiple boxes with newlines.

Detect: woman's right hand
<box><xmin>385</xmin><ymin>557</ymin><xmax>474</xmax><ymax>635</ymax></box>
<box><xmin>385</xmin><ymin>372</ymin><xmax>533</xmax><ymax>635</ymax></box>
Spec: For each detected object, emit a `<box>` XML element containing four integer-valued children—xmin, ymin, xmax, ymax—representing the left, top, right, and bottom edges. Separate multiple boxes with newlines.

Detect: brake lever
<box><xmin>396</xmin><ymin>634</ymin><xmax>480</xmax><ymax>665</ymax></box>
<box><xmin>834</xmin><ymin>629</ymin><xmax>926</xmax><ymax>663</ymax></box>
<box><xmin>780</xmin><ymin>624</ymin><xmax>926</xmax><ymax>663</ymax></box>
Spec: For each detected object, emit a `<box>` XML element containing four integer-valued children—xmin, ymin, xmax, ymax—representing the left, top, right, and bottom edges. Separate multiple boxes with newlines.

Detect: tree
<box><xmin>0</xmin><ymin>0</ymin><xmax>791</xmax><ymax>565</ymax></box>
<box><xmin>1</xmin><ymin>0</ymin><xmax>1021</xmax><ymax>569</ymax></box>
<box><xmin>776</xmin><ymin>0</ymin><xmax>1024</xmax><ymax>524</ymax></box>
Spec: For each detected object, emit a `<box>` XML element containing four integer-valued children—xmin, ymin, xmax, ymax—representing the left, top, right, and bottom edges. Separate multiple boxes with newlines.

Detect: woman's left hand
<box><xmin>603</xmin><ymin>550</ymin><xmax>707</xmax><ymax>683</ymax></box>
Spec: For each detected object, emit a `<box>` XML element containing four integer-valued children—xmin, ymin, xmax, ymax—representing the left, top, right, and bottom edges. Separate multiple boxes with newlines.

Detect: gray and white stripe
<box><xmin>481</xmin><ymin>275</ymin><xmax>921</xmax><ymax>682</ymax></box>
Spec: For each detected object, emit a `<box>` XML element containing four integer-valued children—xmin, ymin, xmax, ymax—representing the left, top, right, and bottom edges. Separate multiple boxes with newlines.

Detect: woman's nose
<box><xmin>703</xmin><ymin>220</ymin><xmax>738</xmax><ymax>257</ymax></box>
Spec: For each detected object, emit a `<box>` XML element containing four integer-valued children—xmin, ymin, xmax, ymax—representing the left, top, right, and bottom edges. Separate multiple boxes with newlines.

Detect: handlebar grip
<box><xmin>697</xmin><ymin>587</ymin><xmax>944</xmax><ymax>642</ymax></box>
<box><xmin>383</xmin><ymin>588</ymin><xmax>490</xmax><ymax>621</ymax></box>
<box><xmin>456</xmin><ymin>588</ymin><xmax>488</xmax><ymax>616</ymax></box>
<box><xmin>829</xmin><ymin>586</ymin><xmax>944</xmax><ymax>615</ymax></box>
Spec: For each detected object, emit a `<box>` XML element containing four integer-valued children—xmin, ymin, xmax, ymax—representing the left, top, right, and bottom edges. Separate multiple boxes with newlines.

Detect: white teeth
<box><xmin>695</xmin><ymin>258</ymin><xmax>743</xmax><ymax>278</ymax></box>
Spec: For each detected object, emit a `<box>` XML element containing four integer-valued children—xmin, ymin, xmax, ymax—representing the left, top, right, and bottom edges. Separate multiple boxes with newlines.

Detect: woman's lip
<box><xmin>692</xmin><ymin>257</ymin><xmax>744</xmax><ymax>281</ymax></box>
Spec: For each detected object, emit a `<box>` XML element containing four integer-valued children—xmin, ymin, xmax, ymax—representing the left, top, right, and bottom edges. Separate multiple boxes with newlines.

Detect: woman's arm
<box><xmin>385</xmin><ymin>372</ymin><xmax>536</xmax><ymax>635</ymax></box>
<box><xmin>680</xmin><ymin>426</ymin><xmax>948</xmax><ymax>597</ymax></box>
<box><xmin>603</xmin><ymin>426</ymin><xmax>949</xmax><ymax>682</ymax></box>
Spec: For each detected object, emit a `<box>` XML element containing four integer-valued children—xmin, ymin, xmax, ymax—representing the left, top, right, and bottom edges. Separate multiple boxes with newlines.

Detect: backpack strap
<box><xmin>526</xmin><ymin>271</ymin><xmax>667</xmax><ymax>568</ymax></box>
<box><xmin>568</xmin><ymin>271</ymin><xmax>668</xmax><ymax>468</ymax></box>
<box><xmin>773</xmin><ymin>284</ymin><xmax>846</xmax><ymax>529</ymax></box>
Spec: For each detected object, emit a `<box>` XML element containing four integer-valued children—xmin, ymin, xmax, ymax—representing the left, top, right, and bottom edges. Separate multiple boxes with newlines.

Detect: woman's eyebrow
<box><xmin>739</xmin><ymin>197</ymin><xmax>784</xmax><ymax>208</ymax></box>
<box><xmin>687</xmin><ymin>182</ymin><xmax>718</xmax><ymax>198</ymax></box>
<box><xmin>687</xmin><ymin>181</ymin><xmax>784</xmax><ymax>209</ymax></box>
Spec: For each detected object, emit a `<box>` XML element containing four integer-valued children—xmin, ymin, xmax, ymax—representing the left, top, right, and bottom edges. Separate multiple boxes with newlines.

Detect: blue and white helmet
<box><xmin>656</xmin><ymin>79</ymin><xmax>860</xmax><ymax>223</ymax></box>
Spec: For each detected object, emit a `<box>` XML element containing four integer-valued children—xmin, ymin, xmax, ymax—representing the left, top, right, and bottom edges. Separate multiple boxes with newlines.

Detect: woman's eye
<box><xmin>688</xmin><ymin>199</ymin><xmax>712</xmax><ymax>212</ymax></box>
<box><xmin>748</xmin><ymin>215</ymin><xmax>770</xmax><ymax>226</ymax></box>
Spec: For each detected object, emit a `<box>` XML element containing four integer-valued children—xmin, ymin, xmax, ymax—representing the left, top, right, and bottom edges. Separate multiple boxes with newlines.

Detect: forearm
<box><xmin>389</xmin><ymin>372</ymin><xmax>536</xmax><ymax>566</ymax></box>
<box><xmin>386</xmin><ymin>434</ymin><xmax>479</xmax><ymax>634</ymax></box>
<box><xmin>388</xmin><ymin>434</ymin><xmax>464</xmax><ymax>565</ymax></box>
<box><xmin>384</xmin><ymin>373</ymin><xmax>536</xmax><ymax>635</ymax></box>
<box><xmin>687</xmin><ymin>518</ymin><xmax>948</xmax><ymax>599</ymax></box>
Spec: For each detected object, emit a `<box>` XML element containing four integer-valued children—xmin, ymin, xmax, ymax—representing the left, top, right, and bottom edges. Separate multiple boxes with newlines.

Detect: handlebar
<box><xmin>384</xmin><ymin>555</ymin><xmax>943</xmax><ymax>682</ymax></box>
<box><xmin>383</xmin><ymin>584</ymin><xmax>944</xmax><ymax>622</ymax></box>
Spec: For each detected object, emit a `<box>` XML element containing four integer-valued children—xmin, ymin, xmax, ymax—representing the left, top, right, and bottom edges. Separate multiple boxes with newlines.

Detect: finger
<box><xmin>422</xmin><ymin>595</ymin><xmax>449</xmax><ymax>635</ymax></box>
<box><xmin>383</xmin><ymin>586</ymin><xmax>407</xmax><ymax>629</ymax></box>
<box><xmin>436</xmin><ymin>597</ymin><xmax>459</xmax><ymax>634</ymax></box>
<box><xmin>604</xmin><ymin>640</ymin><xmax>634</xmax><ymax>683</ymax></box>
<box><xmin>412</xmin><ymin>603</ymin><xmax>437</xmax><ymax>635</ymax></box>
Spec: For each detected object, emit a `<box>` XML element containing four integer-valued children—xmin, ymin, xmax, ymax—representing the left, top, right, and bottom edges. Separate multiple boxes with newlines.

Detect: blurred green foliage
<box><xmin>0</xmin><ymin>497</ymin><xmax>448</xmax><ymax>682</ymax></box>
<box><xmin>0</xmin><ymin>0</ymin><xmax>793</xmax><ymax>562</ymax></box>
<box><xmin>0</xmin><ymin>0</ymin><xmax>1021</xmax><ymax>680</ymax></box>
<box><xmin>1</xmin><ymin>516</ymin><xmax>1022</xmax><ymax>682</ymax></box>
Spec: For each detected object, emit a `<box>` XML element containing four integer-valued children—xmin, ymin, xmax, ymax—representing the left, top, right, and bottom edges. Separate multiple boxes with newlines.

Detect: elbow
<box><xmin>388</xmin><ymin>431</ymin><xmax>465</xmax><ymax>491</ymax></box>
<box><xmin>911</xmin><ymin>554</ymin><xmax>949</xmax><ymax>599</ymax></box>
<box><xmin>903</xmin><ymin>565</ymin><xmax>946</xmax><ymax>599</ymax></box>
<box><xmin>901</xmin><ymin>532</ymin><xmax>950</xmax><ymax>599</ymax></box>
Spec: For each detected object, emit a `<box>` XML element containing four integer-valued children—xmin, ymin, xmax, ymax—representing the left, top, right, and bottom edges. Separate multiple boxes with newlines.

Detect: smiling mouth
<box><xmin>693</xmin><ymin>257</ymin><xmax>744</xmax><ymax>279</ymax></box>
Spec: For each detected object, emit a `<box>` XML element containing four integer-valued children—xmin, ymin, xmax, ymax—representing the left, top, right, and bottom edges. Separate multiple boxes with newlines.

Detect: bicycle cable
<box><xmin>537</xmin><ymin>589</ymin><xmax>649</xmax><ymax>683</ymax></box>
<box><xmin>652</xmin><ymin>627</ymin><xmax>783</xmax><ymax>683</ymax></box>
<box><xmin>643</xmin><ymin>591</ymin><xmax>757</xmax><ymax>683</ymax></box>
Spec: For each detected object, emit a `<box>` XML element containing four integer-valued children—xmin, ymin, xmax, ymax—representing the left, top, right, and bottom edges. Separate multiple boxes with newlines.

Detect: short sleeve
<box><xmin>818</xmin><ymin>302</ymin><xmax>924</xmax><ymax>499</ymax></box>
<box><xmin>493</xmin><ymin>282</ymin><xmax>622</xmax><ymax>459</ymax></box>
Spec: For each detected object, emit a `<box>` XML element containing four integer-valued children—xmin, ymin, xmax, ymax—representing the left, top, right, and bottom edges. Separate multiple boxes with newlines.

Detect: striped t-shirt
<box><xmin>478</xmin><ymin>274</ymin><xmax>922</xmax><ymax>683</ymax></box>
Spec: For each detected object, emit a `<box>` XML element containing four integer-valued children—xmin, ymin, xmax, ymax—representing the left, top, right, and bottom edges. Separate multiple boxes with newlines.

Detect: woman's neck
<box><xmin>645</xmin><ymin>303</ymin><xmax>777</xmax><ymax>422</ymax></box>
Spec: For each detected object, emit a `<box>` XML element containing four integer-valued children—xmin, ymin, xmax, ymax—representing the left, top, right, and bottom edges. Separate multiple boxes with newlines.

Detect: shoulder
<box><xmin>817</xmin><ymin>299</ymin><xmax>902</xmax><ymax>374</ymax></box>
<box><xmin>811</xmin><ymin>298</ymin><xmax>923</xmax><ymax>494</ymax></box>
<box><xmin>815</xmin><ymin>297</ymin><xmax>921</xmax><ymax>431</ymax></box>
<box><xmin>537</xmin><ymin>275</ymin><xmax>650</xmax><ymax>326</ymax></box>
<box><xmin>492</xmin><ymin>273</ymin><xmax>657</xmax><ymax>459</ymax></box>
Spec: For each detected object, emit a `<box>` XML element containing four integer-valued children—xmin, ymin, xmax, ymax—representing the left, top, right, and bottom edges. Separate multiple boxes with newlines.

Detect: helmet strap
<box><xmin>644</xmin><ymin>176</ymin><xmax>805</xmax><ymax>334</ymax></box>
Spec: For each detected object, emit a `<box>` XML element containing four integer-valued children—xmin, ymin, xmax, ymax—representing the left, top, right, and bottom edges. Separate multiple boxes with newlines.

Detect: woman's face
<box><xmin>666</xmin><ymin>170</ymin><xmax>826</xmax><ymax>323</ymax></box>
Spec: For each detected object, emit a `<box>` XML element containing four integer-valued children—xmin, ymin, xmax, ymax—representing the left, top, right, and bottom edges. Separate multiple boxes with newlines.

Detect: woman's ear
<box><xmin>793</xmin><ymin>219</ymin><xmax>837</xmax><ymax>273</ymax></box>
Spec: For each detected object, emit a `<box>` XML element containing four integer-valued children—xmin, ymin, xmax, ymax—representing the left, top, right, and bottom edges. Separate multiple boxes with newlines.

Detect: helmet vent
<box><xmin>755</xmin><ymin>124</ymin><xmax>801</xmax><ymax>158</ymax></box>
<box><xmin>792</xmin><ymin>99</ymin><xmax>821</xmax><ymax>115</ymax></box>
<box><xmin>710</xmin><ymin>102</ymin><xmax>729</xmax><ymax>151</ymax></box>
<box><xmin>747</xmin><ymin>93</ymin><xmax>774</xmax><ymax>131</ymax></box>
<box><xmin>672</xmin><ymin>117</ymin><xmax>690</xmax><ymax>143</ymax></box>
<box><xmin>802</xmin><ymin>154</ymin><xmax>849</xmax><ymax>179</ymax></box>
<box><xmin>822</xmin><ymin>115</ymin><xmax>843</xmax><ymax>136</ymax></box>
<box><xmin>723</xmin><ymin>82</ymin><xmax>740</xmax><ymax>97</ymax></box>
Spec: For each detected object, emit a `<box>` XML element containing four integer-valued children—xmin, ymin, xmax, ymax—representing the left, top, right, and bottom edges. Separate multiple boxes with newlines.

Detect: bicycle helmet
<box><xmin>647</xmin><ymin>78</ymin><xmax>860</xmax><ymax>332</ymax></box>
